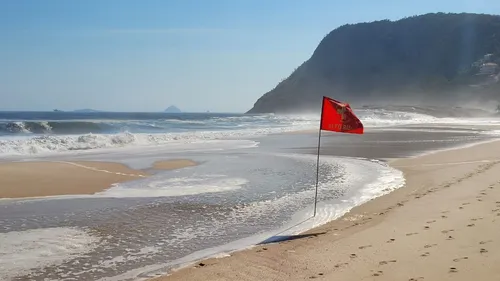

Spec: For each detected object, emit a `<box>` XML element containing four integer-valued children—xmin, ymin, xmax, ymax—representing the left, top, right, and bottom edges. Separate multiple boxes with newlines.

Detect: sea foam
<box><xmin>0</xmin><ymin>227</ymin><xmax>100</xmax><ymax>280</ymax></box>
<box><xmin>0</xmin><ymin>110</ymin><xmax>489</xmax><ymax>157</ymax></box>
<box><xmin>96</xmin><ymin>175</ymin><xmax>249</xmax><ymax>198</ymax></box>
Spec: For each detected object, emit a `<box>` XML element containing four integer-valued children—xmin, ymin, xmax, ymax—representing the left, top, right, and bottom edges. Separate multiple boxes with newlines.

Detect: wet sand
<box><xmin>0</xmin><ymin>159</ymin><xmax>196</xmax><ymax>199</ymax></box>
<box><xmin>300</xmin><ymin>128</ymin><xmax>496</xmax><ymax>159</ymax></box>
<box><xmin>153</xmin><ymin>159</ymin><xmax>197</xmax><ymax>170</ymax></box>
<box><xmin>151</xmin><ymin>139</ymin><xmax>500</xmax><ymax>281</ymax></box>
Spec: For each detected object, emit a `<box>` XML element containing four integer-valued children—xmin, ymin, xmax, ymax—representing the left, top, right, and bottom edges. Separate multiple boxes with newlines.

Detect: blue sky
<box><xmin>1</xmin><ymin>0</ymin><xmax>499</xmax><ymax>112</ymax></box>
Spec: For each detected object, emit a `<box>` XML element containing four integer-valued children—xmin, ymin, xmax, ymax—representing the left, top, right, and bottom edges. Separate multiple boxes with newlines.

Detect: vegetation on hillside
<box><xmin>248</xmin><ymin>13</ymin><xmax>500</xmax><ymax>113</ymax></box>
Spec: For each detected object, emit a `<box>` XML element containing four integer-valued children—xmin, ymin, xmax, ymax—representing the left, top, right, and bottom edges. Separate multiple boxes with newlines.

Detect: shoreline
<box><xmin>394</xmin><ymin>136</ymin><xmax>500</xmax><ymax>160</ymax></box>
<box><xmin>149</xmin><ymin>138</ymin><xmax>500</xmax><ymax>281</ymax></box>
<box><xmin>0</xmin><ymin>159</ymin><xmax>197</xmax><ymax>199</ymax></box>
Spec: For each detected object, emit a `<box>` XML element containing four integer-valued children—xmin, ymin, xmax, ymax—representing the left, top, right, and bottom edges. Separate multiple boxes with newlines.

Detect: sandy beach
<box><xmin>0</xmin><ymin>159</ymin><xmax>197</xmax><ymax>198</ymax></box>
<box><xmin>151</xmin><ymin>140</ymin><xmax>500</xmax><ymax>281</ymax></box>
<box><xmin>152</xmin><ymin>159</ymin><xmax>197</xmax><ymax>170</ymax></box>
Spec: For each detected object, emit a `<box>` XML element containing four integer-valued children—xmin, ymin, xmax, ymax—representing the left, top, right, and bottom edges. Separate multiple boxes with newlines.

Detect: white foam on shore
<box><xmin>270</xmin><ymin>157</ymin><xmax>405</xmax><ymax>234</ymax></box>
<box><xmin>99</xmin><ymin>156</ymin><xmax>405</xmax><ymax>281</ymax></box>
<box><xmin>0</xmin><ymin>174</ymin><xmax>248</xmax><ymax>203</ymax></box>
<box><xmin>97</xmin><ymin>246</ymin><xmax>162</xmax><ymax>268</ymax></box>
<box><xmin>95</xmin><ymin>175</ymin><xmax>248</xmax><ymax>198</ymax></box>
<box><xmin>0</xmin><ymin>227</ymin><xmax>100</xmax><ymax>280</ymax></box>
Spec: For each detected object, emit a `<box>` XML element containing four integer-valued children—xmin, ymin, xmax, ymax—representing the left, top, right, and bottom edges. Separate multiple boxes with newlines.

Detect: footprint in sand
<box><xmin>492</xmin><ymin>209</ymin><xmax>499</xmax><ymax>212</ymax></box>
<box><xmin>309</xmin><ymin>272</ymin><xmax>325</xmax><ymax>279</ymax></box>
<box><xmin>371</xmin><ymin>270</ymin><xmax>383</xmax><ymax>277</ymax></box>
<box><xmin>426</xmin><ymin>220</ymin><xmax>437</xmax><ymax>224</ymax></box>
<box><xmin>441</xmin><ymin>229</ymin><xmax>454</xmax><ymax>234</ymax></box>
<box><xmin>334</xmin><ymin>262</ymin><xmax>348</xmax><ymax>268</ymax></box>
<box><xmin>453</xmin><ymin>257</ymin><xmax>469</xmax><ymax>262</ymax></box>
<box><xmin>379</xmin><ymin>260</ymin><xmax>397</xmax><ymax>265</ymax></box>
<box><xmin>462</xmin><ymin>202</ymin><xmax>470</xmax><ymax>206</ymax></box>
<box><xmin>409</xmin><ymin>278</ymin><xmax>424</xmax><ymax>281</ymax></box>
<box><xmin>446</xmin><ymin>236</ymin><xmax>454</xmax><ymax>240</ymax></box>
<box><xmin>406</xmin><ymin>232</ymin><xmax>418</xmax><ymax>236</ymax></box>
<box><xmin>479</xmin><ymin>240</ymin><xmax>492</xmax><ymax>245</ymax></box>
<box><xmin>459</xmin><ymin>206</ymin><xmax>464</xmax><ymax>210</ymax></box>
<box><xmin>449</xmin><ymin>267</ymin><xmax>458</xmax><ymax>273</ymax></box>
<box><xmin>350</xmin><ymin>254</ymin><xmax>357</xmax><ymax>258</ymax></box>
<box><xmin>471</xmin><ymin>217</ymin><xmax>483</xmax><ymax>221</ymax></box>
<box><xmin>421</xmin><ymin>252</ymin><xmax>430</xmax><ymax>257</ymax></box>
<box><xmin>424</xmin><ymin>244</ymin><xmax>438</xmax><ymax>249</ymax></box>
<box><xmin>480</xmin><ymin>248</ymin><xmax>488</xmax><ymax>254</ymax></box>
<box><xmin>424</xmin><ymin>226</ymin><xmax>430</xmax><ymax>230</ymax></box>
<box><xmin>359</xmin><ymin>245</ymin><xmax>372</xmax><ymax>250</ymax></box>
<box><xmin>387</xmin><ymin>238</ymin><xmax>395</xmax><ymax>243</ymax></box>
<box><xmin>467</xmin><ymin>223</ymin><xmax>475</xmax><ymax>227</ymax></box>
<box><xmin>480</xmin><ymin>192</ymin><xmax>487</xmax><ymax>195</ymax></box>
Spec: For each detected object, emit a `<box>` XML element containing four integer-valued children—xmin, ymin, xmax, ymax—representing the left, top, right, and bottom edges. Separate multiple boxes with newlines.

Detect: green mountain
<box><xmin>248</xmin><ymin>13</ymin><xmax>500</xmax><ymax>114</ymax></box>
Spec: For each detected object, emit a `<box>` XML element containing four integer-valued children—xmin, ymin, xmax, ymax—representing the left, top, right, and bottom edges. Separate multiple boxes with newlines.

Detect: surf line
<box><xmin>49</xmin><ymin>161</ymin><xmax>147</xmax><ymax>178</ymax></box>
<box><xmin>395</xmin><ymin>159</ymin><xmax>500</xmax><ymax>168</ymax></box>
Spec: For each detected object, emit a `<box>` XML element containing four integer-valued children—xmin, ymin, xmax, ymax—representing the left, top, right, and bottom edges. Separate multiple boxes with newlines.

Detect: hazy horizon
<box><xmin>2</xmin><ymin>0</ymin><xmax>500</xmax><ymax>113</ymax></box>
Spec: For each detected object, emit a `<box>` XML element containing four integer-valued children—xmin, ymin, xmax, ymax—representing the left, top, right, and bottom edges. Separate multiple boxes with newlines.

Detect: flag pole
<box><xmin>313</xmin><ymin>97</ymin><xmax>325</xmax><ymax>217</ymax></box>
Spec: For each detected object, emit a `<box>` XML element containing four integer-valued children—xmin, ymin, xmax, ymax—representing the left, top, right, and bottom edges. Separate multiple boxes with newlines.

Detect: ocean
<box><xmin>1</xmin><ymin>109</ymin><xmax>500</xmax><ymax>280</ymax></box>
<box><xmin>0</xmin><ymin>109</ymin><xmax>479</xmax><ymax>156</ymax></box>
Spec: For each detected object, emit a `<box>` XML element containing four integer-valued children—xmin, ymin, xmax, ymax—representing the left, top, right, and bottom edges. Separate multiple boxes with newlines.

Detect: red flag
<box><xmin>320</xmin><ymin>96</ymin><xmax>364</xmax><ymax>134</ymax></box>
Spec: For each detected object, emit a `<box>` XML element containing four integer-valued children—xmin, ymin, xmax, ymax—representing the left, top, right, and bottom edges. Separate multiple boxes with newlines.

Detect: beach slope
<box><xmin>152</xmin><ymin>140</ymin><xmax>500</xmax><ymax>281</ymax></box>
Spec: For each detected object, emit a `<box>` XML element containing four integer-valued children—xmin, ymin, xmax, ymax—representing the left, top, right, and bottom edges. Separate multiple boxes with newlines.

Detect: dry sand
<box><xmin>0</xmin><ymin>159</ymin><xmax>196</xmax><ymax>199</ymax></box>
<box><xmin>152</xmin><ymin>140</ymin><xmax>500</xmax><ymax>281</ymax></box>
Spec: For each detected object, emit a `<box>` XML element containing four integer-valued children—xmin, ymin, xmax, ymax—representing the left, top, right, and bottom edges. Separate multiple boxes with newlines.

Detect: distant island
<box><xmin>164</xmin><ymin>106</ymin><xmax>182</xmax><ymax>113</ymax></box>
<box><xmin>247</xmin><ymin>13</ymin><xmax>500</xmax><ymax>114</ymax></box>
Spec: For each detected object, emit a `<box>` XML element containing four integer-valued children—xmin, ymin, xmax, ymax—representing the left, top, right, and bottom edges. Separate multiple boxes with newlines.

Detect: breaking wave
<box><xmin>1</xmin><ymin>109</ymin><xmax>494</xmax><ymax>156</ymax></box>
<box><xmin>0</xmin><ymin>114</ymin><xmax>315</xmax><ymax>136</ymax></box>
<box><xmin>357</xmin><ymin>109</ymin><xmax>437</xmax><ymax>127</ymax></box>
<box><xmin>0</xmin><ymin>129</ymin><xmax>280</xmax><ymax>156</ymax></box>
<box><xmin>0</xmin><ymin>110</ymin><xmax>455</xmax><ymax>136</ymax></box>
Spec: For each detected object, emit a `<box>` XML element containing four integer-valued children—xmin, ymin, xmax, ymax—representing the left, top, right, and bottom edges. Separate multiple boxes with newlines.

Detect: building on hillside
<box><xmin>484</xmin><ymin>53</ymin><xmax>494</xmax><ymax>62</ymax></box>
<box><xmin>478</xmin><ymin>62</ymin><xmax>499</xmax><ymax>75</ymax></box>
